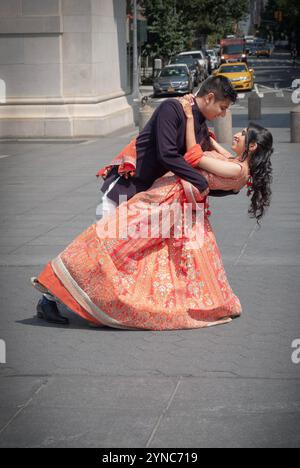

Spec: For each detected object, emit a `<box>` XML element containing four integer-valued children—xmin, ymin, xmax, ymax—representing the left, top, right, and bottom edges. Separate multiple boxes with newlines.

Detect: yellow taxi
<box><xmin>213</xmin><ymin>62</ymin><xmax>254</xmax><ymax>91</ymax></box>
<box><xmin>256</xmin><ymin>44</ymin><xmax>271</xmax><ymax>57</ymax></box>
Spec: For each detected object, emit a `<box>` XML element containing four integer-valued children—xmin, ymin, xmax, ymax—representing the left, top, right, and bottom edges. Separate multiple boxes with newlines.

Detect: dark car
<box><xmin>153</xmin><ymin>64</ymin><xmax>193</xmax><ymax>97</ymax></box>
<box><xmin>246</xmin><ymin>43</ymin><xmax>258</xmax><ymax>56</ymax></box>
<box><xmin>170</xmin><ymin>55</ymin><xmax>201</xmax><ymax>86</ymax></box>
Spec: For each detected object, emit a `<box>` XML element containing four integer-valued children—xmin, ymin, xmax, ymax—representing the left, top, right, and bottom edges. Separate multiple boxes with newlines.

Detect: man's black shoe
<box><xmin>36</xmin><ymin>297</ymin><xmax>69</xmax><ymax>325</ymax></box>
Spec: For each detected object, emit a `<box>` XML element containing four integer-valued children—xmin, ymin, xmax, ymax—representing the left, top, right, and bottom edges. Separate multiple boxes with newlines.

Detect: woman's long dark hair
<box><xmin>242</xmin><ymin>123</ymin><xmax>274</xmax><ymax>224</ymax></box>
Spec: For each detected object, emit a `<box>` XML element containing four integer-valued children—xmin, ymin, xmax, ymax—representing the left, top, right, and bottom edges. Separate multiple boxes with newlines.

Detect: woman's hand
<box><xmin>179</xmin><ymin>94</ymin><xmax>194</xmax><ymax>119</ymax></box>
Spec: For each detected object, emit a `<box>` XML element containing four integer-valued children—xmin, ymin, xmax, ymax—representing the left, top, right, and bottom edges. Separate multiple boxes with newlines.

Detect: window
<box><xmin>223</xmin><ymin>45</ymin><xmax>244</xmax><ymax>54</ymax></box>
<box><xmin>219</xmin><ymin>65</ymin><xmax>247</xmax><ymax>73</ymax></box>
<box><xmin>160</xmin><ymin>68</ymin><xmax>188</xmax><ymax>77</ymax></box>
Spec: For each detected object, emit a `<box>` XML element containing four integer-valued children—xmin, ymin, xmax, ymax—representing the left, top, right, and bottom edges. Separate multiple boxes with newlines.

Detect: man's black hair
<box><xmin>198</xmin><ymin>76</ymin><xmax>237</xmax><ymax>104</ymax></box>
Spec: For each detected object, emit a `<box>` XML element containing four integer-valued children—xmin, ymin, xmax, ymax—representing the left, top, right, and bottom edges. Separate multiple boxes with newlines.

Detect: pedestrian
<box><xmin>291</xmin><ymin>47</ymin><xmax>298</xmax><ymax>67</ymax></box>
<box><xmin>206</xmin><ymin>53</ymin><xmax>212</xmax><ymax>76</ymax></box>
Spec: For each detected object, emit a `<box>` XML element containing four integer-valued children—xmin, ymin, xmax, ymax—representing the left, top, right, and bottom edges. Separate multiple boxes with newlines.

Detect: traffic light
<box><xmin>274</xmin><ymin>10</ymin><xmax>283</xmax><ymax>22</ymax></box>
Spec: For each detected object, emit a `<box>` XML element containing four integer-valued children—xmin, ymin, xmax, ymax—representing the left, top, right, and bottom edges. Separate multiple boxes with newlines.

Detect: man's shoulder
<box><xmin>158</xmin><ymin>98</ymin><xmax>183</xmax><ymax>114</ymax></box>
<box><xmin>155</xmin><ymin>99</ymin><xmax>185</xmax><ymax>125</ymax></box>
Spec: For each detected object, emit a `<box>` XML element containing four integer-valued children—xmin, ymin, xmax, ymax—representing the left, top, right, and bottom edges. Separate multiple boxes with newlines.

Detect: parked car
<box><xmin>255</xmin><ymin>42</ymin><xmax>271</xmax><ymax>57</ymax></box>
<box><xmin>153</xmin><ymin>64</ymin><xmax>193</xmax><ymax>97</ymax></box>
<box><xmin>206</xmin><ymin>49</ymin><xmax>219</xmax><ymax>70</ymax></box>
<box><xmin>170</xmin><ymin>54</ymin><xmax>201</xmax><ymax>86</ymax></box>
<box><xmin>178</xmin><ymin>50</ymin><xmax>208</xmax><ymax>80</ymax></box>
<box><xmin>213</xmin><ymin>62</ymin><xmax>254</xmax><ymax>91</ymax></box>
<box><xmin>245</xmin><ymin>35</ymin><xmax>255</xmax><ymax>44</ymax></box>
<box><xmin>246</xmin><ymin>43</ymin><xmax>258</xmax><ymax>56</ymax></box>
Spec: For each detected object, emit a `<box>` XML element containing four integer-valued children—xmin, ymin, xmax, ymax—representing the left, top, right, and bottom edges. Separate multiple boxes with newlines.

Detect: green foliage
<box><xmin>140</xmin><ymin>0</ymin><xmax>195</xmax><ymax>60</ymax></box>
<box><xmin>261</xmin><ymin>0</ymin><xmax>300</xmax><ymax>45</ymax></box>
<box><xmin>140</xmin><ymin>0</ymin><xmax>250</xmax><ymax>60</ymax></box>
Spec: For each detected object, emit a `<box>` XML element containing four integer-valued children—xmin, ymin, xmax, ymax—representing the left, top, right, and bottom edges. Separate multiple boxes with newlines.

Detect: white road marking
<box><xmin>79</xmin><ymin>140</ymin><xmax>98</xmax><ymax>145</ymax></box>
<box><xmin>0</xmin><ymin>155</ymin><xmax>10</xmax><ymax>159</ymax></box>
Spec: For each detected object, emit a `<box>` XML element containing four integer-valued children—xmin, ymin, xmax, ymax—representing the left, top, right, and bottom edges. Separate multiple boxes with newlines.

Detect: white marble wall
<box><xmin>0</xmin><ymin>0</ymin><xmax>133</xmax><ymax>137</ymax></box>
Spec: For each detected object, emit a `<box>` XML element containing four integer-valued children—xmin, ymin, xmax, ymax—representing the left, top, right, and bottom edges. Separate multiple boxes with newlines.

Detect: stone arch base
<box><xmin>0</xmin><ymin>95</ymin><xmax>134</xmax><ymax>138</ymax></box>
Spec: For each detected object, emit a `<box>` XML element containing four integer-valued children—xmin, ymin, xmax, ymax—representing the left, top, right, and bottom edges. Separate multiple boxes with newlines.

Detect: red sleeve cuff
<box><xmin>184</xmin><ymin>144</ymin><xmax>204</xmax><ymax>167</ymax></box>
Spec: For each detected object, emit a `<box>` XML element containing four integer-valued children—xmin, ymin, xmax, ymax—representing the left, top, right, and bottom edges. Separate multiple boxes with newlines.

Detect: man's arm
<box><xmin>210</xmin><ymin>189</ymin><xmax>239</xmax><ymax>197</ymax></box>
<box><xmin>155</xmin><ymin>100</ymin><xmax>209</xmax><ymax>195</ymax></box>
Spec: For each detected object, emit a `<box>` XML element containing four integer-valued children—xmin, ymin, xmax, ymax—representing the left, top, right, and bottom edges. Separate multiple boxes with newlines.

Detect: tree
<box><xmin>140</xmin><ymin>0</ymin><xmax>195</xmax><ymax>62</ymax></box>
<box><xmin>140</xmin><ymin>0</ymin><xmax>250</xmax><ymax>61</ymax></box>
<box><xmin>261</xmin><ymin>0</ymin><xmax>300</xmax><ymax>47</ymax></box>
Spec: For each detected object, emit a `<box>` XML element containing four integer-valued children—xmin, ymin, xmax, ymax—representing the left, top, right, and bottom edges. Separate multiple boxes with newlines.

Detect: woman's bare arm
<box><xmin>186</xmin><ymin>114</ymin><xmax>197</xmax><ymax>150</ymax></box>
<box><xmin>180</xmin><ymin>98</ymin><xmax>197</xmax><ymax>150</ymax></box>
<box><xmin>198</xmin><ymin>155</ymin><xmax>242</xmax><ymax>178</ymax></box>
<box><xmin>180</xmin><ymin>97</ymin><xmax>241</xmax><ymax>180</ymax></box>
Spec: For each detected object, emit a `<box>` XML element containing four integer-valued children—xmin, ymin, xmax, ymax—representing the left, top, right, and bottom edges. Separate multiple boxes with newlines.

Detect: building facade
<box><xmin>0</xmin><ymin>0</ymin><xmax>134</xmax><ymax>138</ymax></box>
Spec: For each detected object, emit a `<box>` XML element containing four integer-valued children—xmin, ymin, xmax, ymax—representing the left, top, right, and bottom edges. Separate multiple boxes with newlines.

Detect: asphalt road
<box><xmin>248</xmin><ymin>51</ymin><xmax>299</xmax><ymax>89</ymax></box>
<box><xmin>148</xmin><ymin>50</ymin><xmax>300</xmax><ymax>110</ymax></box>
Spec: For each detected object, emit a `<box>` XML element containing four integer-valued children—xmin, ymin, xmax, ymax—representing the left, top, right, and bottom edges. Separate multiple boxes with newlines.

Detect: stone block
<box><xmin>0</xmin><ymin>0</ymin><xmax>21</xmax><ymax>17</ymax></box>
<box><xmin>62</xmin><ymin>0</ymin><xmax>91</xmax><ymax>16</ymax></box>
<box><xmin>92</xmin><ymin>14</ymin><xmax>117</xmax><ymax>33</ymax></box>
<box><xmin>0</xmin><ymin>16</ymin><xmax>62</xmax><ymax>34</ymax></box>
<box><xmin>92</xmin><ymin>61</ymin><xmax>121</xmax><ymax>95</ymax></box>
<box><xmin>62</xmin><ymin>33</ymin><xmax>92</xmax><ymax>64</ymax></box>
<box><xmin>0</xmin><ymin>37</ymin><xmax>24</xmax><ymax>65</ymax></box>
<box><xmin>0</xmin><ymin>119</ymin><xmax>44</xmax><ymax>138</ymax></box>
<box><xmin>63</xmin><ymin>15</ymin><xmax>92</xmax><ymax>33</ymax></box>
<box><xmin>91</xmin><ymin>33</ymin><xmax>107</xmax><ymax>63</ymax></box>
<box><xmin>91</xmin><ymin>0</ymin><xmax>114</xmax><ymax>17</ymax></box>
<box><xmin>21</xmin><ymin>0</ymin><xmax>60</xmax><ymax>16</ymax></box>
<box><xmin>0</xmin><ymin>64</ymin><xmax>61</xmax><ymax>98</ymax></box>
<box><xmin>44</xmin><ymin>119</ymin><xmax>73</xmax><ymax>138</ymax></box>
<box><xmin>63</xmin><ymin>63</ymin><xmax>94</xmax><ymax>96</ymax></box>
<box><xmin>24</xmin><ymin>36</ymin><xmax>60</xmax><ymax>64</ymax></box>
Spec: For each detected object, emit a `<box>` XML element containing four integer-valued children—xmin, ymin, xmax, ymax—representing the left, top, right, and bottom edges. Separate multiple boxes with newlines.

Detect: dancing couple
<box><xmin>31</xmin><ymin>76</ymin><xmax>273</xmax><ymax>331</ymax></box>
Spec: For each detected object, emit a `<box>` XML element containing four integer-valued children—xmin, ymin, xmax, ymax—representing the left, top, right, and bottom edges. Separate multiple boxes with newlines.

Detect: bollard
<box><xmin>291</xmin><ymin>105</ymin><xmax>300</xmax><ymax>143</ymax></box>
<box><xmin>213</xmin><ymin>109</ymin><xmax>232</xmax><ymax>144</ymax></box>
<box><xmin>139</xmin><ymin>104</ymin><xmax>155</xmax><ymax>132</ymax></box>
<box><xmin>248</xmin><ymin>91</ymin><xmax>262</xmax><ymax>120</ymax></box>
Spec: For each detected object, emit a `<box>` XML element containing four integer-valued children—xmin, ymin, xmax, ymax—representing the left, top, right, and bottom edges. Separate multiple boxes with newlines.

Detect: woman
<box><xmin>31</xmin><ymin>100</ymin><xmax>273</xmax><ymax>331</ymax></box>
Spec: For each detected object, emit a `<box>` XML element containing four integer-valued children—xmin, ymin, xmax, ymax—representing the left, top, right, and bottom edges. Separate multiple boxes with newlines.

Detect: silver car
<box><xmin>153</xmin><ymin>64</ymin><xmax>193</xmax><ymax>97</ymax></box>
<box><xmin>178</xmin><ymin>50</ymin><xmax>208</xmax><ymax>80</ymax></box>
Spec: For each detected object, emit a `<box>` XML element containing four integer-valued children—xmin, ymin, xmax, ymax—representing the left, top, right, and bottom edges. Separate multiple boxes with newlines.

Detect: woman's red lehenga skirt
<box><xmin>36</xmin><ymin>174</ymin><xmax>242</xmax><ymax>331</ymax></box>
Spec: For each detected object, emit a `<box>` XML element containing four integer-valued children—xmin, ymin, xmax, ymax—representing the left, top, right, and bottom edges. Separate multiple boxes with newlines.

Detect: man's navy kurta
<box><xmin>101</xmin><ymin>98</ymin><xmax>212</xmax><ymax>204</ymax></box>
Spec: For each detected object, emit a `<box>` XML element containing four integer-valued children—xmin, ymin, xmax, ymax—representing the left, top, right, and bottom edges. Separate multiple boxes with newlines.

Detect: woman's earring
<box><xmin>247</xmin><ymin>176</ymin><xmax>253</xmax><ymax>197</ymax></box>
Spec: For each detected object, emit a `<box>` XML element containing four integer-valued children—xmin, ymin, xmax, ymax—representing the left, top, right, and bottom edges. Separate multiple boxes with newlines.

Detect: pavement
<box><xmin>0</xmin><ymin>100</ymin><xmax>300</xmax><ymax>448</ymax></box>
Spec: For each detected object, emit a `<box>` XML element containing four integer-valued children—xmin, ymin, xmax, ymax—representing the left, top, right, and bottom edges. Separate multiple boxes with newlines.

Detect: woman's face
<box><xmin>232</xmin><ymin>128</ymin><xmax>247</xmax><ymax>155</ymax></box>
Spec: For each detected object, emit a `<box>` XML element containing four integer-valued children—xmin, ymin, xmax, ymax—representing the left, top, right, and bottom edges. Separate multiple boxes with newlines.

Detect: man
<box><xmin>36</xmin><ymin>76</ymin><xmax>238</xmax><ymax>325</ymax></box>
<box><xmin>100</xmin><ymin>75</ymin><xmax>237</xmax><ymax>215</ymax></box>
<box><xmin>291</xmin><ymin>47</ymin><xmax>298</xmax><ymax>67</ymax></box>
